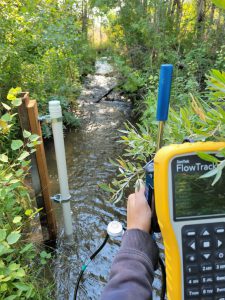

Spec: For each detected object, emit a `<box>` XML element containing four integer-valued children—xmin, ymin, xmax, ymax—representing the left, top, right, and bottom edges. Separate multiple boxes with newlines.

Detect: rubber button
<box><xmin>186</xmin><ymin>276</ymin><xmax>200</xmax><ymax>285</ymax></box>
<box><xmin>216</xmin><ymin>252</ymin><xmax>225</xmax><ymax>260</ymax></box>
<box><xmin>186</xmin><ymin>254</ymin><xmax>197</xmax><ymax>262</ymax></box>
<box><xmin>188</xmin><ymin>240</ymin><xmax>196</xmax><ymax>251</ymax></box>
<box><xmin>201</xmin><ymin>263</ymin><xmax>213</xmax><ymax>272</ymax></box>
<box><xmin>186</xmin><ymin>265</ymin><xmax>199</xmax><ymax>274</ymax></box>
<box><xmin>187</xmin><ymin>288</ymin><xmax>200</xmax><ymax>297</ymax></box>
<box><xmin>186</xmin><ymin>230</ymin><xmax>196</xmax><ymax>237</ymax></box>
<box><xmin>201</xmin><ymin>240</ymin><xmax>211</xmax><ymax>249</ymax></box>
<box><xmin>215</xmin><ymin>227</ymin><xmax>225</xmax><ymax>234</ymax></box>
<box><xmin>201</xmin><ymin>229</ymin><xmax>210</xmax><ymax>236</ymax></box>
<box><xmin>216</xmin><ymin>285</ymin><xmax>225</xmax><ymax>294</ymax></box>
<box><xmin>215</xmin><ymin>263</ymin><xmax>225</xmax><ymax>271</ymax></box>
<box><xmin>216</xmin><ymin>239</ymin><xmax>223</xmax><ymax>248</ymax></box>
<box><xmin>215</xmin><ymin>274</ymin><xmax>225</xmax><ymax>282</ymax></box>
<box><xmin>201</xmin><ymin>286</ymin><xmax>214</xmax><ymax>296</ymax></box>
<box><xmin>202</xmin><ymin>252</ymin><xmax>211</xmax><ymax>260</ymax></box>
<box><xmin>201</xmin><ymin>275</ymin><xmax>213</xmax><ymax>284</ymax></box>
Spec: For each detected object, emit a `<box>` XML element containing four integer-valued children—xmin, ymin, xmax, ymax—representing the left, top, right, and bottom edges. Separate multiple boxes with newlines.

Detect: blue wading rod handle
<box><xmin>156</xmin><ymin>64</ymin><xmax>173</xmax><ymax>121</ymax></box>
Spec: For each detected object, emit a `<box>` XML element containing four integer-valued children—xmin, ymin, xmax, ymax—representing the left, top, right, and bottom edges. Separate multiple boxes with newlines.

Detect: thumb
<box><xmin>135</xmin><ymin>179</ymin><xmax>146</xmax><ymax>199</ymax></box>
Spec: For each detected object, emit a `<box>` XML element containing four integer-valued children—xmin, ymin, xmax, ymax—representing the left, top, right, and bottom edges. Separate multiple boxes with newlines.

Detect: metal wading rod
<box><xmin>49</xmin><ymin>101</ymin><xmax>73</xmax><ymax>237</ymax></box>
<box><xmin>156</xmin><ymin>122</ymin><xmax>164</xmax><ymax>151</ymax></box>
<box><xmin>156</xmin><ymin>64</ymin><xmax>173</xmax><ymax>150</ymax></box>
<box><xmin>155</xmin><ymin>64</ymin><xmax>173</xmax><ymax>299</ymax></box>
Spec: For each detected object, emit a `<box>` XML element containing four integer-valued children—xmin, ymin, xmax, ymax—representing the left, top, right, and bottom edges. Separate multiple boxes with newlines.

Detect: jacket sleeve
<box><xmin>101</xmin><ymin>229</ymin><xmax>159</xmax><ymax>300</ymax></box>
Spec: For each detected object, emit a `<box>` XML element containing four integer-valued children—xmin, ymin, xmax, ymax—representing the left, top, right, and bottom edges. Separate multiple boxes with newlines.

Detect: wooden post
<box><xmin>18</xmin><ymin>93</ymin><xmax>57</xmax><ymax>244</ymax></box>
<box><xmin>18</xmin><ymin>93</ymin><xmax>42</xmax><ymax>197</ymax></box>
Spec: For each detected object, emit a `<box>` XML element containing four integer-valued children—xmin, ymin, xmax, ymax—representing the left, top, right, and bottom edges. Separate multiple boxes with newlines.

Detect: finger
<box><xmin>128</xmin><ymin>193</ymin><xmax>135</xmax><ymax>200</ymax></box>
<box><xmin>135</xmin><ymin>179</ymin><xmax>146</xmax><ymax>202</ymax></box>
<box><xmin>127</xmin><ymin>193</ymin><xmax>135</xmax><ymax>211</ymax></box>
<box><xmin>127</xmin><ymin>193</ymin><xmax>135</xmax><ymax>204</ymax></box>
<box><xmin>135</xmin><ymin>179</ymin><xmax>145</xmax><ymax>193</ymax></box>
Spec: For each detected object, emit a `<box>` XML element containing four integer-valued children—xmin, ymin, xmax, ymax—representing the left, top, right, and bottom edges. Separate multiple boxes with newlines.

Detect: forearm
<box><xmin>101</xmin><ymin>229</ymin><xmax>159</xmax><ymax>300</ymax></box>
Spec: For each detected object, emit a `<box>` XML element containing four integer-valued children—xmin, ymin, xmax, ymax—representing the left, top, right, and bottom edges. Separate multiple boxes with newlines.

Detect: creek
<box><xmin>45</xmin><ymin>58</ymin><xmax>162</xmax><ymax>299</ymax></box>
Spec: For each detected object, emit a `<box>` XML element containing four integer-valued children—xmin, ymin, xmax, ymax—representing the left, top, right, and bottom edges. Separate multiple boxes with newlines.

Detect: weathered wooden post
<box><xmin>18</xmin><ymin>92</ymin><xmax>57</xmax><ymax>244</ymax></box>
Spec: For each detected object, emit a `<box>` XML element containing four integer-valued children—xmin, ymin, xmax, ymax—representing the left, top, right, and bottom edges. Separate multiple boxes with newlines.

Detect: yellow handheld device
<box><xmin>154</xmin><ymin>141</ymin><xmax>225</xmax><ymax>300</ymax></box>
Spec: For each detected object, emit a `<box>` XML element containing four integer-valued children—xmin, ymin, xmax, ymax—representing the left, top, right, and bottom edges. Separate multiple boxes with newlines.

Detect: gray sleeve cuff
<box><xmin>121</xmin><ymin>229</ymin><xmax>159</xmax><ymax>269</ymax></box>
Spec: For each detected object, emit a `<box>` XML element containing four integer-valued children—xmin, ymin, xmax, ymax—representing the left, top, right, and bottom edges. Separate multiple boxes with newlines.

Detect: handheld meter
<box><xmin>154</xmin><ymin>141</ymin><xmax>225</xmax><ymax>300</ymax></box>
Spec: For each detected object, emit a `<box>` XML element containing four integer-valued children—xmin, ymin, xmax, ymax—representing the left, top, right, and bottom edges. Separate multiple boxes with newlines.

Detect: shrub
<box><xmin>100</xmin><ymin>69</ymin><xmax>225</xmax><ymax>202</ymax></box>
<box><xmin>0</xmin><ymin>89</ymin><xmax>54</xmax><ymax>299</ymax></box>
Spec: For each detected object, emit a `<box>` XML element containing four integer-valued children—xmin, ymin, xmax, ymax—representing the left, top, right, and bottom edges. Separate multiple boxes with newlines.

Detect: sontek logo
<box><xmin>176</xmin><ymin>162</ymin><xmax>216</xmax><ymax>173</ymax></box>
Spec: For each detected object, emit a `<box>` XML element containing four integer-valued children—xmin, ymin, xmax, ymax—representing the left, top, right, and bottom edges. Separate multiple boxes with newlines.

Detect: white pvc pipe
<box><xmin>49</xmin><ymin>101</ymin><xmax>73</xmax><ymax>237</ymax></box>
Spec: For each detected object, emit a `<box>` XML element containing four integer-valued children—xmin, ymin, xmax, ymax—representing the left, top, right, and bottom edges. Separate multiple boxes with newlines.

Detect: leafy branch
<box><xmin>101</xmin><ymin>68</ymin><xmax>225</xmax><ymax>202</ymax></box>
<box><xmin>198</xmin><ymin>148</ymin><xmax>225</xmax><ymax>186</ymax></box>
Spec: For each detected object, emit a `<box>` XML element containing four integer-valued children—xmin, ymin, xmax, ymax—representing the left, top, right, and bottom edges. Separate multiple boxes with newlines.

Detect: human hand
<box><xmin>127</xmin><ymin>179</ymin><xmax>151</xmax><ymax>233</ymax></box>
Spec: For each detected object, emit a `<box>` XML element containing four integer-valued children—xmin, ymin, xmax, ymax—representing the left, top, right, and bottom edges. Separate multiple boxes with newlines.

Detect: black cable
<box><xmin>74</xmin><ymin>234</ymin><xmax>109</xmax><ymax>300</ymax></box>
<box><xmin>74</xmin><ymin>269</ymin><xmax>85</xmax><ymax>300</ymax></box>
<box><xmin>74</xmin><ymin>230</ymin><xmax>166</xmax><ymax>300</ymax></box>
<box><xmin>158</xmin><ymin>256</ymin><xmax>166</xmax><ymax>300</ymax></box>
<box><xmin>90</xmin><ymin>234</ymin><xmax>109</xmax><ymax>260</ymax></box>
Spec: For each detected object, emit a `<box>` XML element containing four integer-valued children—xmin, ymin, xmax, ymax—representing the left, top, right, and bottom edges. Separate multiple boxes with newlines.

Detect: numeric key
<box><xmin>201</xmin><ymin>263</ymin><xmax>213</xmax><ymax>272</ymax></box>
<box><xmin>201</xmin><ymin>286</ymin><xmax>213</xmax><ymax>296</ymax></box>
<box><xmin>187</xmin><ymin>276</ymin><xmax>200</xmax><ymax>285</ymax></box>
<box><xmin>186</xmin><ymin>265</ymin><xmax>199</xmax><ymax>274</ymax></box>
<box><xmin>215</xmin><ymin>263</ymin><xmax>225</xmax><ymax>271</ymax></box>
<box><xmin>201</xmin><ymin>275</ymin><xmax>213</xmax><ymax>284</ymax></box>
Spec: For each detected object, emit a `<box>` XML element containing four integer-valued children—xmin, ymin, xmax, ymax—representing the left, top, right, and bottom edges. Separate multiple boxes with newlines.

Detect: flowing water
<box><xmin>45</xmin><ymin>58</ymin><xmax>162</xmax><ymax>299</ymax></box>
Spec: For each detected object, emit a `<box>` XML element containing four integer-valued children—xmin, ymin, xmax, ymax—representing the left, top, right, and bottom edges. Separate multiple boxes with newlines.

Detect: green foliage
<box><xmin>215</xmin><ymin>45</ymin><xmax>225</xmax><ymax>70</ymax></box>
<box><xmin>197</xmin><ymin>149</ymin><xmax>225</xmax><ymax>186</ymax></box>
<box><xmin>212</xmin><ymin>0</ymin><xmax>225</xmax><ymax>9</ymax></box>
<box><xmin>40</xmin><ymin>251</ymin><xmax>51</xmax><ymax>265</ymax></box>
<box><xmin>112</xmin><ymin>56</ymin><xmax>146</xmax><ymax>93</ymax></box>
<box><xmin>0</xmin><ymin>0</ymin><xmax>96</xmax><ymax>136</ymax></box>
<box><xmin>103</xmin><ymin>68</ymin><xmax>225</xmax><ymax>202</ymax></box>
<box><xmin>200</xmin><ymin>156</ymin><xmax>225</xmax><ymax>186</ymax></box>
<box><xmin>0</xmin><ymin>89</ymin><xmax>23</xmax><ymax>154</ymax></box>
<box><xmin>119</xmin><ymin>122</ymin><xmax>156</xmax><ymax>161</ymax></box>
<box><xmin>98</xmin><ymin>0</ymin><xmax>225</xmax><ymax>199</ymax></box>
<box><xmin>123</xmin><ymin>71</ymin><xmax>146</xmax><ymax>93</ymax></box>
<box><xmin>94</xmin><ymin>0</ymin><xmax>225</xmax><ymax>112</ymax></box>
<box><xmin>0</xmin><ymin>92</ymin><xmax>54</xmax><ymax>299</ymax></box>
<box><xmin>207</xmin><ymin>69</ymin><xmax>225</xmax><ymax>100</ymax></box>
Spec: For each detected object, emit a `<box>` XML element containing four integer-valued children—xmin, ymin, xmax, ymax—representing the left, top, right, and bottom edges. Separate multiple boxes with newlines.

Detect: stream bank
<box><xmin>45</xmin><ymin>58</ymin><xmax>162</xmax><ymax>299</ymax></box>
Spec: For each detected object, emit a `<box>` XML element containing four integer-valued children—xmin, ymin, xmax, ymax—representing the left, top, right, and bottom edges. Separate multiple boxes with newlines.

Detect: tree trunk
<box><xmin>82</xmin><ymin>0</ymin><xmax>88</xmax><ymax>38</ymax></box>
<box><xmin>217</xmin><ymin>10</ymin><xmax>222</xmax><ymax>30</ymax></box>
<box><xmin>197</xmin><ymin>0</ymin><xmax>206</xmax><ymax>23</ymax></box>
<box><xmin>196</xmin><ymin>0</ymin><xmax>206</xmax><ymax>37</ymax></box>
<box><xmin>142</xmin><ymin>0</ymin><xmax>148</xmax><ymax>13</ymax></box>
<box><xmin>171</xmin><ymin>0</ymin><xmax>181</xmax><ymax>15</ymax></box>
<box><xmin>168</xmin><ymin>0</ymin><xmax>183</xmax><ymax>30</ymax></box>
<box><xmin>210</xmin><ymin>3</ymin><xmax>215</xmax><ymax>23</ymax></box>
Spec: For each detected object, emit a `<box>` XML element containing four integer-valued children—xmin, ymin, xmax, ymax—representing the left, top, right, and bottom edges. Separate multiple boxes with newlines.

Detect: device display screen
<box><xmin>172</xmin><ymin>154</ymin><xmax>225</xmax><ymax>220</ymax></box>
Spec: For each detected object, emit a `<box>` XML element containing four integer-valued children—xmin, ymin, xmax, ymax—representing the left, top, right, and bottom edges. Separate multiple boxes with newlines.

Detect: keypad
<box><xmin>182</xmin><ymin>222</ymin><xmax>225</xmax><ymax>299</ymax></box>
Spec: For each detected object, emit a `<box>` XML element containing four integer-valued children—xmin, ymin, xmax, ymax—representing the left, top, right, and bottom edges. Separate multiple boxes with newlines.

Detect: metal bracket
<box><xmin>51</xmin><ymin>117</ymin><xmax>63</xmax><ymax>124</ymax></box>
<box><xmin>51</xmin><ymin>194</ymin><xmax>71</xmax><ymax>203</ymax></box>
<box><xmin>38</xmin><ymin>115</ymin><xmax>63</xmax><ymax>124</ymax></box>
<box><xmin>38</xmin><ymin>115</ymin><xmax>51</xmax><ymax>123</ymax></box>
